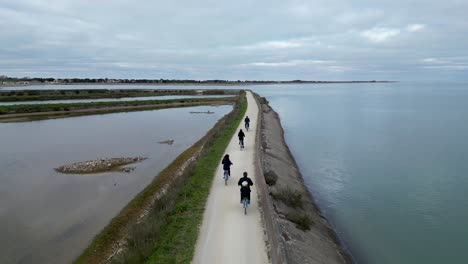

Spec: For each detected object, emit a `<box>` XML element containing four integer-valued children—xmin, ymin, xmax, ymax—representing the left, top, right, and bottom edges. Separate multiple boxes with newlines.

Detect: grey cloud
<box><xmin>0</xmin><ymin>0</ymin><xmax>467</xmax><ymax>80</ymax></box>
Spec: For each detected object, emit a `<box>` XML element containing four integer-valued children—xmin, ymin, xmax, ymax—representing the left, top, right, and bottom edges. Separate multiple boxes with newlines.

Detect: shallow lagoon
<box><xmin>0</xmin><ymin>105</ymin><xmax>231</xmax><ymax>264</ymax></box>
<box><xmin>0</xmin><ymin>95</ymin><xmax>234</xmax><ymax>106</ymax></box>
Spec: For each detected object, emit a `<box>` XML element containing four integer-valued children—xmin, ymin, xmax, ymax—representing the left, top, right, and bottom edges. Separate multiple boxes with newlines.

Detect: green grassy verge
<box><xmin>0</xmin><ymin>97</ymin><xmax>234</xmax><ymax>115</ymax></box>
<box><xmin>74</xmin><ymin>92</ymin><xmax>246</xmax><ymax>264</ymax></box>
<box><xmin>0</xmin><ymin>89</ymin><xmax>235</xmax><ymax>102</ymax></box>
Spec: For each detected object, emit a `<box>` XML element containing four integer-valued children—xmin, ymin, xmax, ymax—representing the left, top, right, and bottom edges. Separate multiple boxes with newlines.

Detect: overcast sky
<box><xmin>1</xmin><ymin>0</ymin><xmax>467</xmax><ymax>81</ymax></box>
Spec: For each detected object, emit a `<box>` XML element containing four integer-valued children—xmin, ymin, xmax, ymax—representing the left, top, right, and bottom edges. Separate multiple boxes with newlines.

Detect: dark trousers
<box><xmin>240</xmin><ymin>191</ymin><xmax>251</xmax><ymax>202</ymax></box>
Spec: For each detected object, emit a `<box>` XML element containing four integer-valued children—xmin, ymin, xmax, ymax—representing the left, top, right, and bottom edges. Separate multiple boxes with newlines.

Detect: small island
<box><xmin>55</xmin><ymin>157</ymin><xmax>147</xmax><ymax>174</ymax></box>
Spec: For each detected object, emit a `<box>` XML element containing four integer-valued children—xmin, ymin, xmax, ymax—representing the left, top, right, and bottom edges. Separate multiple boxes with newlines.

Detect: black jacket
<box><xmin>245</xmin><ymin>117</ymin><xmax>250</xmax><ymax>123</ymax></box>
<box><xmin>238</xmin><ymin>176</ymin><xmax>253</xmax><ymax>193</ymax></box>
<box><xmin>221</xmin><ymin>158</ymin><xmax>233</xmax><ymax>170</ymax></box>
<box><xmin>238</xmin><ymin>130</ymin><xmax>245</xmax><ymax>140</ymax></box>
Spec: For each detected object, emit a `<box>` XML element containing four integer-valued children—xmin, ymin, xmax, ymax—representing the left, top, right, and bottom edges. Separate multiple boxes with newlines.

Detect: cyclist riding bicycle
<box><xmin>244</xmin><ymin>116</ymin><xmax>250</xmax><ymax>130</ymax></box>
<box><xmin>238</xmin><ymin>129</ymin><xmax>245</xmax><ymax>147</ymax></box>
<box><xmin>238</xmin><ymin>172</ymin><xmax>254</xmax><ymax>204</ymax></box>
<box><xmin>221</xmin><ymin>154</ymin><xmax>233</xmax><ymax>178</ymax></box>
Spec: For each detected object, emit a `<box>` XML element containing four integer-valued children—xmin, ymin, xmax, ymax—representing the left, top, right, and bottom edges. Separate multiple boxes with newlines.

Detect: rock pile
<box><xmin>55</xmin><ymin>157</ymin><xmax>147</xmax><ymax>174</ymax></box>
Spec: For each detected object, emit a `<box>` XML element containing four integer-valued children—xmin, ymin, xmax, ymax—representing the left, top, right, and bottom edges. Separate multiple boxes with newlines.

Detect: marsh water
<box><xmin>253</xmin><ymin>82</ymin><xmax>468</xmax><ymax>264</ymax></box>
<box><xmin>0</xmin><ymin>95</ymin><xmax>234</xmax><ymax>106</ymax></box>
<box><xmin>0</xmin><ymin>105</ymin><xmax>231</xmax><ymax>264</ymax></box>
<box><xmin>0</xmin><ymin>84</ymin><xmax>232</xmax><ymax>91</ymax></box>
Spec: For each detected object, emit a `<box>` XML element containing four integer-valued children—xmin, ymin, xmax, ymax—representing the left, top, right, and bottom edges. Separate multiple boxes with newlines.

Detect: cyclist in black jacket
<box><xmin>238</xmin><ymin>129</ymin><xmax>245</xmax><ymax>146</ymax></box>
<box><xmin>238</xmin><ymin>172</ymin><xmax>254</xmax><ymax>203</ymax></box>
<box><xmin>244</xmin><ymin>116</ymin><xmax>250</xmax><ymax>130</ymax></box>
<box><xmin>221</xmin><ymin>154</ymin><xmax>233</xmax><ymax>177</ymax></box>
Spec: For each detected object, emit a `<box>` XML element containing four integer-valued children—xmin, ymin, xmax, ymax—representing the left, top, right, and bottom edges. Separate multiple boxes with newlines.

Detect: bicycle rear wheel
<box><xmin>243</xmin><ymin>198</ymin><xmax>248</xmax><ymax>215</ymax></box>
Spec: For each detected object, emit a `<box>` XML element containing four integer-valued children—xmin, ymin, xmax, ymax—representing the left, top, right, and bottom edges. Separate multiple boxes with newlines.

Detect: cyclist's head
<box><xmin>243</xmin><ymin>172</ymin><xmax>248</xmax><ymax>177</ymax></box>
<box><xmin>224</xmin><ymin>154</ymin><xmax>229</xmax><ymax>160</ymax></box>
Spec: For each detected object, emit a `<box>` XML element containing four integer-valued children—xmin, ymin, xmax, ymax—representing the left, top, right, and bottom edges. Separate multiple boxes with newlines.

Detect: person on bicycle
<box><xmin>238</xmin><ymin>129</ymin><xmax>245</xmax><ymax>146</ymax></box>
<box><xmin>221</xmin><ymin>154</ymin><xmax>233</xmax><ymax>177</ymax></box>
<box><xmin>238</xmin><ymin>172</ymin><xmax>254</xmax><ymax>203</ymax></box>
<box><xmin>244</xmin><ymin>116</ymin><xmax>250</xmax><ymax>130</ymax></box>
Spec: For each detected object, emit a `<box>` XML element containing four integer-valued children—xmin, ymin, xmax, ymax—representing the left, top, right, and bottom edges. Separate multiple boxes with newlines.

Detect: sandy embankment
<box><xmin>253</xmin><ymin>93</ymin><xmax>353</xmax><ymax>264</ymax></box>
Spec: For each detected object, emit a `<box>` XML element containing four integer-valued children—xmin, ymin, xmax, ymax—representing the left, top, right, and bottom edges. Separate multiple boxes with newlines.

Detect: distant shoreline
<box><xmin>0</xmin><ymin>80</ymin><xmax>395</xmax><ymax>88</ymax></box>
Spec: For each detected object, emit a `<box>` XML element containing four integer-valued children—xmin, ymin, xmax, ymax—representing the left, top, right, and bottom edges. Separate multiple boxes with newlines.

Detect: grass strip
<box><xmin>0</xmin><ymin>97</ymin><xmax>234</xmax><ymax>114</ymax></box>
<box><xmin>74</xmin><ymin>92</ymin><xmax>246</xmax><ymax>264</ymax></box>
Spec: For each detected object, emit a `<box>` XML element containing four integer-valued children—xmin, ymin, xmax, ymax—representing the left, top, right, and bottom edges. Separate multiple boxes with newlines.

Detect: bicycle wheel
<box><xmin>243</xmin><ymin>198</ymin><xmax>248</xmax><ymax>215</ymax></box>
<box><xmin>224</xmin><ymin>171</ymin><xmax>228</xmax><ymax>185</ymax></box>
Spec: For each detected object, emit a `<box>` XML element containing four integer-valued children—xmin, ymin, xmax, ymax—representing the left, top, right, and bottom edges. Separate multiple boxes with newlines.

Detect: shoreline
<box><xmin>0</xmin><ymin>80</ymin><xmax>395</xmax><ymax>89</ymax></box>
<box><xmin>253</xmin><ymin>92</ymin><xmax>354</xmax><ymax>263</ymax></box>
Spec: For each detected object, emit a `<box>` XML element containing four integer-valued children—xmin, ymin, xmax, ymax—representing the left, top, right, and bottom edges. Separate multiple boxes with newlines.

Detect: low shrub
<box><xmin>264</xmin><ymin>170</ymin><xmax>278</xmax><ymax>186</ymax></box>
<box><xmin>271</xmin><ymin>186</ymin><xmax>303</xmax><ymax>209</ymax></box>
<box><xmin>286</xmin><ymin>211</ymin><xmax>313</xmax><ymax>231</ymax></box>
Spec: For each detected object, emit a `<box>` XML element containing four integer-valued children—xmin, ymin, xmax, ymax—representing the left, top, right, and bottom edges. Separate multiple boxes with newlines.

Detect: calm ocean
<box><xmin>251</xmin><ymin>82</ymin><xmax>468</xmax><ymax>264</ymax></box>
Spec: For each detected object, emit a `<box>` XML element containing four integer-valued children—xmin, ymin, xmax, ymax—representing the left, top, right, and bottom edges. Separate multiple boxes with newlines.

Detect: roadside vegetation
<box><xmin>74</xmin><ymin>92</ymin><xmax>247</xmax><ymax>264</ymax></box>
<box><xmin>285</xmin><ymin>211</ymin><xmax>313</xmax><ymax>231</ymax></box>
<box><xmin>0</xmin><ymin>97</ymin><xmax>234</xmax><ymax>115</ymax></box>
<box><xmin>0</xmin><ymin>89</ymin><xmax>236</xmax><ymax>102</ymax></box>
<box><xmin>271</xmin><ymin>186</ymin><xmax>304</xmax><ymax>209</ymax></box>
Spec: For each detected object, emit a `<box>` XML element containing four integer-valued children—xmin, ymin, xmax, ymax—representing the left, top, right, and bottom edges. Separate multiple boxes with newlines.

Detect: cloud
<box><xmin>241</xmin><ymin>40</ymin><xmax>303</xmax><ymax>50</ymax></box>
<box><xmin>423</xmin><ymin>65</ymin><xmax>468</xmax><ymax>70</ymax></box>
<box><xmin>336</xmin><ymin>9</ymin><xmax>383</xmax><ymax>25</ymax></box>
<box><xmin>420</xmin><ymin>57</ymin><xmax>468</xmax><ymax>70</ymax></box>
<box><xmin>421</xmin><ymin>58</ymin><xmax>449</xmax><ymax>64</ymax></box>
<box><xmin>406</xmin><ymin>24</ymin><xmax>426</xmax><ymax>32</ymax></box>
<box><xmin>360</xmin><ymin>27</ymin><xmax>401</xmax><ymax>43</ymax></box>
<box><xmin>0</xmin><ymin>0</ymin><xmax>467</xmax><ymax>80</ymax></box>
<box><xmin>240</xmin><ymin>59</ymin><xmax>335</xmax><ymax>67</ymax></box>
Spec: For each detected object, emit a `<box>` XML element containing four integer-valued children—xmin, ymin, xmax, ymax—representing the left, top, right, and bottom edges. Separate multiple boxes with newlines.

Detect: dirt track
<box><xmin>192</xmin><ymin>91</ymin><xmax>269</xmax><ymax>264</ymax></box>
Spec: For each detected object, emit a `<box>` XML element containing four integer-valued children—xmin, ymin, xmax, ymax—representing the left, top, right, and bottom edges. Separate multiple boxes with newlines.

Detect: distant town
<box><xmin>0</xmin><ymin>75</ymin><xmax>391</xmax><ymax>87</ymax></box>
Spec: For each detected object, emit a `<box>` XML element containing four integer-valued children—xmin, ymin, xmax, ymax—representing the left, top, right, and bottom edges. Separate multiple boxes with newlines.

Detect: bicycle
<box><xmin>245</xmin><ymin>122</ymin><xmax>250</xmax><ymax>131</ymax></box>
<box><xmin>223</xmin><ymin>169</ymin><xmax>229</xmax><ymax>185</ymax></box>
<box><xmin>242</xmin><ymin>197</ymin><xmax>249</xmax><ymax>215</ymax></box>
<box><xmin>239</xmin><ymin>139</ymin><xmax>244</xmax><ymax>150</ymax></box>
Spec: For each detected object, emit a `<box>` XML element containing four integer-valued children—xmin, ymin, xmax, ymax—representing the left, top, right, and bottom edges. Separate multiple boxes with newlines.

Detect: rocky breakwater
<box><xmin>254</xmin><ymin>94</ymin><xmax>353</xmax><ymax>264</ymax></box>
<box><xmin>55</xmin><ymin>157</ymin><xmax>147</xmax><ymax>174</ymax></box>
